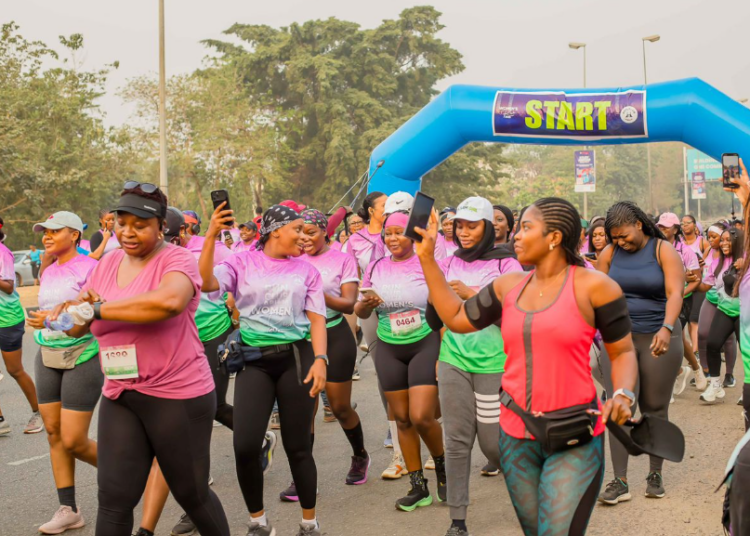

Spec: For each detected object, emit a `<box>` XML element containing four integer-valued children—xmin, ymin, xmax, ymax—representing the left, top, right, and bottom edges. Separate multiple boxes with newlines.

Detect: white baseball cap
<box><xmin>33</xmin><ymin>211</ymin><xmax>84</xmax><ymax>233</ymax></box>
<box><xmin>384</xmin><ymin>192</ymin><xmax>414</xmax><ymax>215</ymax></box>
<box><xmin>450</xmin><ymin>196</ymin><xmax>494</xmax><ymax>222</ymax></box>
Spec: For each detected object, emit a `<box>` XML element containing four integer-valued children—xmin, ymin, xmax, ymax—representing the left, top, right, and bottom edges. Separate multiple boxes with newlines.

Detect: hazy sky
<box><xmin>5</xmin><ymin>0</ymin><xmax>750</xmax><ymax>126</ymax></box>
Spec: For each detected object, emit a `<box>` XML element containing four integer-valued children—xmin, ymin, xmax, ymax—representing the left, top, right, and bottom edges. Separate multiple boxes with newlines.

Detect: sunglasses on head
<box><xmin>124</xmin><ymin>181</ymin><xmax>159</xmax><ymax>194</ymax></box>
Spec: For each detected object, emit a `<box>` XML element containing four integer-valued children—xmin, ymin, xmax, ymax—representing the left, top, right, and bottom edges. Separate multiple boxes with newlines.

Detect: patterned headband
<box><xmin>260</xmin><ymin>205</ymin><xmax>300</xmax><ymax>237</ymax></box>
<box><xmin>301</xmin><ymin>209</ymin><xmax>328</xmax><ymax>232</ymax></box>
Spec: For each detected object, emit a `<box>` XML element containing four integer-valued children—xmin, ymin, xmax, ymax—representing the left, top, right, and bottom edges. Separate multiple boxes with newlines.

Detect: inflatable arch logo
<box><xmin>367</xmin><ymin>78</ymin><xmax>750</xmax><ymax>195</ymax></box>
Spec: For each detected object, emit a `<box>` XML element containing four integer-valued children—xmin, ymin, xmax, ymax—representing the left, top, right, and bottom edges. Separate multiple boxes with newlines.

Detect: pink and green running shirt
<box><xmin>186</xmin><ymin>243</ymin><xmax>233</xmax><ymax>342</ymax></box>
<box><xmin>304</xmin><ymin>248</ymin><xmax>359</xmax><ymax>328</ymax></box>
<box><xmin>214</xmin><ymin>249</ymin><xmax>326</xmax><ymax>347</ymax></box>
<box><xmin>438</xmin><ymin>256</ymin><xmax>522</xmax><ymax>374</ymax></box>
<box><xmin>35</xmin><ymin>253</ymin><xmax>100</xmax><ymax>365</ymax></box>
<box><xmin>0</xmin><ymin>243</ymin><xmax>24</xmax><ymax>328</ymax></box>
<box><xmin>86</xmin><ymin>245</ymin><xmax>214</xmax><ymax>401</ymax></box>
<box><xmin>348</xmin><ymin>228</ymin><xmax>382</xmax><ymax>272</ymax></box>
<box><xmin>362</xmin><ymin>254</ymin><xmax>431</xmax><ymax>345</ymax></box>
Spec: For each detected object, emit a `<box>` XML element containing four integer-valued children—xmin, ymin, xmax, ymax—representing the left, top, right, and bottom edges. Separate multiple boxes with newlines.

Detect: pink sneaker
<box><xmin>38</xmin><ymin>506</ymin><xmax>85</xmax><ymax>534</ymax></box>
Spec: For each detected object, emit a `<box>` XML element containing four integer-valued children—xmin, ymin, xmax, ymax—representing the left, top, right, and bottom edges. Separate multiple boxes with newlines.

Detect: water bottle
<box><xmin>44</xmin><ymin>313</ymin><xmax>75</xmax><ymax>332</ymax></box>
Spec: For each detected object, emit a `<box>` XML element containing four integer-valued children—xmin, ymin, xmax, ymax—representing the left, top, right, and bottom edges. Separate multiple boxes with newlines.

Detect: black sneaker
<box><xmin>280</xmin><ymin>481</ymin><xmax>299</xmax><ymax>502</ymax></box>
<box><xmin>133</xmin><ymin>529</ymin><xmax>154</xmax><ymax>536</ymax></box>
<box><xmin>346</xmin><ymin>454</ymin><xmax>371</xmax><ymax>485</ymax></box>
<box><xmin>598</xmin><ymin>478</ymin><xmax>631</xmax><ymax>505</ymax></box>
<box><xmin>396</xmin><ymin>473</ymin><xmax>432</xmax><ymax>512</ymax></box>
<box><xmin>445</xmin><ymin>525</ymin><xmax>470</xmax><ymax>536</ymax></box>
<box><xmin>645</xmin><ymin>471</ymin><xmax>665</xmax><ymax>498</ymax></box>
<box><xmin>480</xmin><ymin>463</ymin><xmax>500</xmax><ymax>476</ymax></box>
<box><xmin>171</xmin><ymin>513</ymin><xmax>196</xmax><ymax>536</ymax></box>
<box><xmin>724</xmin><ymin>374</ymin><xmax>737</xmax><ymax>388</ymax></box>
<box><xmin>435</xmin><ymin>464</ymin><xmax>447</xmax><ymax>503</ymax></box>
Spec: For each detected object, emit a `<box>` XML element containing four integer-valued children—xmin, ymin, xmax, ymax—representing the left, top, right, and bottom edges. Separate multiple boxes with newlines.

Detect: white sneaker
<box><xmin>424</xmin><ymin>455</ymin><xmax>435</xmax><ymax>470</ymax></box>
<box><xmin>24</xmin><ymin>411</ymin><xmax>44</xmax><ymax>434</ymax></box>
<box><xmin>0</xmin><ymin>419</ymin><xmax>9</xmax><ymax>436</ymax></box>
<box><xmin>673</xmin><ymin>366</ymin><xmax>691</xmax><ymax>396</ymax></box>
<box><xmin>39</xmin><ymin>506</ymin><xmax>85</xmax><ymax>534</ymax></box>
<box><xmin>694</xmin><ymin>368</ymin><xmax>708</xmax><ymax>391</ymax></box>
<box><xmin>381</xmin><ymin>452</ymin><xmax>407</xmax><ymax>480</ymax></box>
<box><xmin>700</xmin><ymin>379</ymin><xmax>726</xmax><ymax>404</ymax></box>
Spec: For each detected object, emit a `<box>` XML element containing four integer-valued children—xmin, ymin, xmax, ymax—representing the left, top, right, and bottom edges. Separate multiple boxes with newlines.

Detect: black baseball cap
<box><xmin>163</xmin><ymin>207</ymin><xmax>185</xmax><ymax>239</ymax></box>
<box><xmin>239</xmin><ymin>221</ymin><xmax>258</xmax><ymax>231</ymax></box>
<box><xmin>113</xmin><ymin>193</ymin><xmax>167</xmax><ymax>220</ymax></box>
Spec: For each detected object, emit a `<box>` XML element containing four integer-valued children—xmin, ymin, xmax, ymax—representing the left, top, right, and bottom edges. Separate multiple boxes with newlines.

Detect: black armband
<box><xmin>465</xmin><ymin>283</ymin><xmax>502</xmax><ymax>330</ymax></box>
<box><xmin>425</xmin><ymin>303</ymin><xmax>444</xmax><ymax>331</ymax></box>
<box><xmin>594</xmin><ymin>295</ymin><xmax>631</xmax><ymax>343</ymax></box>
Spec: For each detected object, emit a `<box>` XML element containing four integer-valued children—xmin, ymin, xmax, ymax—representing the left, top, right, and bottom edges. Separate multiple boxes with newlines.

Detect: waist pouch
<box><xmin>41</xmin><ymin>339</ymin><xmax>94</xmax><ymax>370</ymax></box>
<box><xmin>218</xmin><ymin>331</ymin><xmax>304</xmax><ymax>384</ymax></box>
<box><xmin>500</xmin><ymin>390</ymin><xmax>597</xmax><ymax>454</ymax></box>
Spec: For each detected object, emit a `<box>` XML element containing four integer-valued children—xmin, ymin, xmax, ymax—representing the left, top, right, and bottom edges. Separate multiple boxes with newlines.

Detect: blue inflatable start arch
<box><xmin>367</xmin><ymin>78</ymin><xmax>750</xmax><ymax>195</ymax></box>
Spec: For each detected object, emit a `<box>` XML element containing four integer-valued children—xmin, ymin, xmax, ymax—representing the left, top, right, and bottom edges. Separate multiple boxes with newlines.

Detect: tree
<box><xmin>0</xmin><ymin>22</ymin><xmax>136</xmax><ymax>250</ymax></box>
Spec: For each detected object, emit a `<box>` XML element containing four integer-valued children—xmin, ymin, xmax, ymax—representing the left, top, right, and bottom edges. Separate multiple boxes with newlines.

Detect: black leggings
<box><xmin>706</xmin><ymin>310</ymin><xmax>741</xmax><ymax>377</ymax></box>
<box><xmin>234</xmin><ymin>341</ymin><xmax>317</xmax><ymax>512</ymax></box>
<box><xmin>96</xmin><ymin>391</ymin><xmax>228</xmax><ymax>536</ymax></box>
<box><xmin>204</xmin><ymin>326</ymin><xmax>234</xmax><ymax>428</ymax></box>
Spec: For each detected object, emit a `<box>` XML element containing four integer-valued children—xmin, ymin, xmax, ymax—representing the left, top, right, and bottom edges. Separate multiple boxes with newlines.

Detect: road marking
<box><xmin>8</xmin><ymin>454</ymin><xmax>49</xmax><ymax>466</ymax></box>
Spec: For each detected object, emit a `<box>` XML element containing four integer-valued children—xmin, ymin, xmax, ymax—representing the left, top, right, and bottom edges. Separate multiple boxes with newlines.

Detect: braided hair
<box><xmin>532</xmin><ymin>197</ymin><xmax>586</xmax><ymax>267</ymax></box>
<box><xmin>605</xmin><ymin>201</ymin><xmax>665</xmax><ymax>244</ymax></box>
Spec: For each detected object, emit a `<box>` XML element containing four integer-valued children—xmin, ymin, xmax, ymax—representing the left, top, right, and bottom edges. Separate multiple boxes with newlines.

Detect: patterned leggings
<box><xmin>499</xmin><ymin>429</ymin><xmax>604</xmax><ymax>536</ymax></box>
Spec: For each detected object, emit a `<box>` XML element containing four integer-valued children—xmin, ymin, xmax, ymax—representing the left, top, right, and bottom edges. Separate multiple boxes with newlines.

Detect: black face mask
<box><xmin>453</xmin><ymin>220</ymin><xmax>517</xmax><ymax>263</ymax></box>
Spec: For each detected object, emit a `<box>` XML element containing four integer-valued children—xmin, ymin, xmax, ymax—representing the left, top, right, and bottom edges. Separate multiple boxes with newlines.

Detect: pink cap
<box><xmin>385</xmin><ymin>212</ymin><xmax>410</xmax><ymax>229</ymax></box>
<box><xmin>657</xmin><ymin>212</ymin><xmax>680</xmax><ymax>228</ymax></box>
<box><xmin>279</xmin><ymin>200</ymin><xmax>306</xmax><ymax>212</ymax></box>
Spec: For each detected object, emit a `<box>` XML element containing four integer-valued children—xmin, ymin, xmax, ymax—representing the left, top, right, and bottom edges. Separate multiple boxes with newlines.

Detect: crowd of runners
<box><xmin>2</xmin><ymin>162</ymin><xmax>750</xmax><ymax>536</ymax></box>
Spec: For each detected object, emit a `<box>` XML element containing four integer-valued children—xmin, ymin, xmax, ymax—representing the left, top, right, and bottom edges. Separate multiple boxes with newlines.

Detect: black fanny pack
<box><xmin>217</xmin><ymin>331</ymin><xmax>304</xmax><ymax>384</ymax></box>
<box><xmin>500</xmin><ymin>390</ymin><xmax>597</xmax><ymax>454</ymax></box>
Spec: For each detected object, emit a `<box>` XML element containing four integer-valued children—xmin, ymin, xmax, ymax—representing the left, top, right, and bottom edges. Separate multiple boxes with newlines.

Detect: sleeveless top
<box><xmin>608</xmin><ymin>238</ymin><xmax>666</xmax><ymax>334</ymax></box>
<box><xmin>500</xmin><ymin>266</ymin><xmax>603</xmax><ymax>439</ymax></box>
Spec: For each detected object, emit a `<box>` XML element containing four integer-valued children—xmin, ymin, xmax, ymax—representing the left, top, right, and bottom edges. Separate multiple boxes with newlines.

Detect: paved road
<box><xmin>0</xmin><ymin>290</ymin><xmax>743</xmax><ymax>535</ymax></box>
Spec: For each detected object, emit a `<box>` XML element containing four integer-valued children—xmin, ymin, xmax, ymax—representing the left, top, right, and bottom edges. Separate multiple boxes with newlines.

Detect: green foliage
<box><xmin>0</xmin><ymin>22</ymin><xmax>136</xmax><ymax>250</ymax></box>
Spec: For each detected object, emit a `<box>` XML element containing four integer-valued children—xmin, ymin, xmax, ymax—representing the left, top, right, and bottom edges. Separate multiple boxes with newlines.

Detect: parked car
<box><xmin>12</xmin><ymin>249</ymin><xmax>34</xmax><ymax>287</ymax></box>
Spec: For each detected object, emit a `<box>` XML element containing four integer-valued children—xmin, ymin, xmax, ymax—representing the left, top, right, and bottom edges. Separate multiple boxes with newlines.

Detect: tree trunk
<box><xmin>192</xmin><ymin>173</ymin><xmax>209</xmax><ymax>221</ymax></box>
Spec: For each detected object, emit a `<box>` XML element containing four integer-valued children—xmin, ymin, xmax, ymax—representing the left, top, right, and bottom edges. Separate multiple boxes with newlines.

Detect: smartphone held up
<box><xmin>211</xmin><ymin>189</ymin><xmax>235</xmax><ymax>227</ymax></box>
<box><xmin>404</xmin><ymin>191</ymin><xmax>436</xmax><ymax>242</ymax></box>
<box><xmin>723</xmin><ymin>153</ymin><xmax>740</xmax><ymax>190</ymax></box>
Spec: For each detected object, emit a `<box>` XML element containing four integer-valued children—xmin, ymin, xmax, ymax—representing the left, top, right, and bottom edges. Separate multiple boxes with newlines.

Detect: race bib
<box><xmin>389</xmin><ymin>310</ymin><xmax>422</xmax><ymax>337</ymax></box>
<box><xmin>101</xmin><ymin>345</ymin><xmax>139</xmax><ymax>380</ymax></box>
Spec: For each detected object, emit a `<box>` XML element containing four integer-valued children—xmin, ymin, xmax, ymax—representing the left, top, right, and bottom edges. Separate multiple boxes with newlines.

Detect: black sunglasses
<box><xmin>124</xmin><ymin>181</ymin><xmax>159</xmax><ymax>194</ymax></box>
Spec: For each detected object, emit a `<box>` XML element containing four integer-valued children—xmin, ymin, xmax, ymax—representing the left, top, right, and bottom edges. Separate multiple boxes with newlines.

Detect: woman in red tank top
<box><xmin>414</xmin><ymin>197</ymin><xmax>638</xmax><ymax>536</ymax></box>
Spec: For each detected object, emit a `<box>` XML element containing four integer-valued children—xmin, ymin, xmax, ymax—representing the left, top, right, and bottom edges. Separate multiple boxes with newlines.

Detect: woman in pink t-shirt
<box><xmin>50</xmin><ymin>184</ymin><xmax>229</xmax><ymax>536</ymax></box>
<box><xmin>200</xmin><ymin>203</ymin><xmax>328</xmax><ymax>536</ymax></box>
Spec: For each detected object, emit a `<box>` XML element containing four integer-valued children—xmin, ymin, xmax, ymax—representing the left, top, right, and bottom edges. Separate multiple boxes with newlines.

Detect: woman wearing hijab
<box><xmin>492</xmin><ymin>205</ymin><xmax>515</xmax><ymax>247</ymax></box>
<box><xmin>428</xmin><ymin>197</ymin><xmax>522</xmax><ymax>536</ymax></box>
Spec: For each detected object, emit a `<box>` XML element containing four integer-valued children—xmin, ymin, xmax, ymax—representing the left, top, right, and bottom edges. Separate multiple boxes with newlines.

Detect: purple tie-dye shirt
<box><xmin>214</xmin><ymin>250</ymin><xmax>326</xmax><ymax>347</ymax></box>
<box><xmin>304</xmin><ymin>248</ymin><xmax>359</xmax><ymax>324</ymax></box>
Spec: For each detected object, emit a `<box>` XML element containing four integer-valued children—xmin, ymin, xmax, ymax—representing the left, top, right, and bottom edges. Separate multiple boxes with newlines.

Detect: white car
<box><xmin>12</xmin><ymin>249</ymin><xmax>34</xmax><ymax>287</ymax></box>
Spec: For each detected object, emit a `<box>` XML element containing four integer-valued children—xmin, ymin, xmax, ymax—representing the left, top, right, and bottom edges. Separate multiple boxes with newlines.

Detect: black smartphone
<box><xmin>222</xmin><ymin>230</ymin><xmax>232</xmax><ymax>241</ymax></box>
<box><xmin>404</xmin><ymin>191</ymin><xmax>435</xmax><ymax>242</ymax></box>
<box><xmin>210</xmin><ymin>189</ymin><xmax>235</xmax><ymax>226</ymax></box>
<box><xmin>584</xmin><ymin>252</ymin><xmax>597</xmax><ymax>260</ymax></box>
<box><xmin>723</xmin><ymin>153</ymin><xmax>740</xmax><ymax>190</ymax></box>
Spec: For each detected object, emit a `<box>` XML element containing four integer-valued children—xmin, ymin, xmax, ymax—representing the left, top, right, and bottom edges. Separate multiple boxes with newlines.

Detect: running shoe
<box><xmin>171</xmin><ymin>513</ymin><xmax>196</xmax><ymax>536</ymax></box>
<box><xmin>246</xmin><ymin>522</ymin><xmax>276</xmax><ymax>536</ymax></box>
<box><xmin>0</xmin><ymin>419</ymin><xmax>9</xmax><ymax>437</ymax></box>
<box><xmin>724</xmin><ymin>374</ymin><xmax>737</xmax><ymax>388</ymax></box>
<box><xmin>346</xmin><ymin>454</ymin><xmax>371</xmax><ymax>485</ymax></box>
<box><xmin>444</xmin><ymin>525</ymin><xmax>470</xmax><ymax>536</ymax></box>
<box><xmin>24</xmin><ymin>411</ymin><xmax>44</xmax><ymax>434</ymax></box>
<box><xmin>208</xmin><ymin>474</ymin><xmax>214</xmax><ymax>486</ymax></box>
<box><xmin>296</xmin><ymin>523</ymin><xmax>321</xmax><ymax>536</ymax></box>
<box><xmin>598</xmin><ymin>478</ymin><xmax>631</xmax><ymax>505</ymax></box>
<box><xmin>262</xmin><ymin>431</ymin><xmax>277</xmax><ymax>476</ymax></box>
<box><xmin>39</xmin><ymin>506</ymin><xmax>85</xmax><ymax>534</ymax></box>
<box><xmin>352</xmin><ymin>366</ymin><xmax>361</xmax><ymax>381</ymax></box>
<box><xmin>396</xmin><ymin>480</ymin><xmax>432</xmax><ymax>512</ymax></box>
<box><xmin>382</xmin><ymin>452</ymin><xmax>408</xmax><ymax>479</ymax></box>
<box><xmin>435</xmin><ymin>464</ymin><xmax>447</xmax><ymax>503</ymax></box>
<box><xmin>359</xmin><ymin>341</ymin><xmax>369</xmax><ymax>352</ymax></box>
<box><xmin>673</xmin><ymin>365</ymin><xmax>691</xmax><ymax>395</ymax></box>
<box><xmin>270</xmin><ymin>412</ymin><xmax>280</xmax><ymax>430</ymax></box>
<box><xmin>384</xmin><ymin>428</ymin><xmax>393</xmax><ymax>449</ymax></box>
<box><xmin>424</xmin><ymin>455</ymin><xmax>435</xmax><ymax>470</ymax></box>
<box><xmin>280</xmin><ymin>482</ymin><xmax>299</xmax><ymax>502</ymax></box>
<box><xmin>323</xmin><ymin>406</ymin><xmax>337</xmax><ymax>423</ymax></box>
<box><xmin>694</xmin><ymin>368</ymin><xmax>708</xmax><ymax>391</ymax></box>
<box><xmin>134</xmin><ymin>529</ymin><xmax>154</xmax><ymax>536</ymax></box>
<box><xmin>480</xmin><ymin>464</ymin><xmax>500</xmax><ymax>477</ymax></box>
<box><xmin>700</xmin><ymin>379</ymin><xmax>726</xmax><ymax>403</ymax></box>
<box><xmin>670</xmin><ymin>394</ymin><xmax>674</xmax><ymax>404</ymax></box>
<box><xmin>739</xmin><ymin>396</ymin><xmax>744</xmax><ymax>406</ymax></box>
<box><xmin>645</xmin><ymin>471</ymin><xmax>665</xmax><ymax>498</ymax></box>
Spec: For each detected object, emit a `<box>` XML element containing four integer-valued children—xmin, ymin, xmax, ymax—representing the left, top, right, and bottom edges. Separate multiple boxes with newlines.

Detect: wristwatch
<box><xmin>613</xmin><ymin>388</ymin><xmax>635</xmax><ymax>405</ymax></box>
<box><xmin>93</xmin><ymin>302</ymin><xmax>102</xmax><ymax>320</ymax></box>
<box><xmin>662</xmin><ymin>323</ymin><xmax>674</xmax><ymax>333</ymax></box>
<box><xmin>315</xmin><ymin>354</ymin><xmax>329</xmax><ymax>366</ymax></box>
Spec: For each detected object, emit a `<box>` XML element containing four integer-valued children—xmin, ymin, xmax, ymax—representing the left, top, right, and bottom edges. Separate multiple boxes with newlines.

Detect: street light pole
<box><xmin>642</xmin><ymin>35</ymin><xmax>660</xmax><ymax>215</ymax></box>
<box><xmin>158</xmin><ymin>0</ymin><xmax>169</xmax><ymax>196</ymax></box>
<box><xmin>569</xmin><ymin>42</ymin><xmax>587</xmax><ymax>218</ymax></box>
